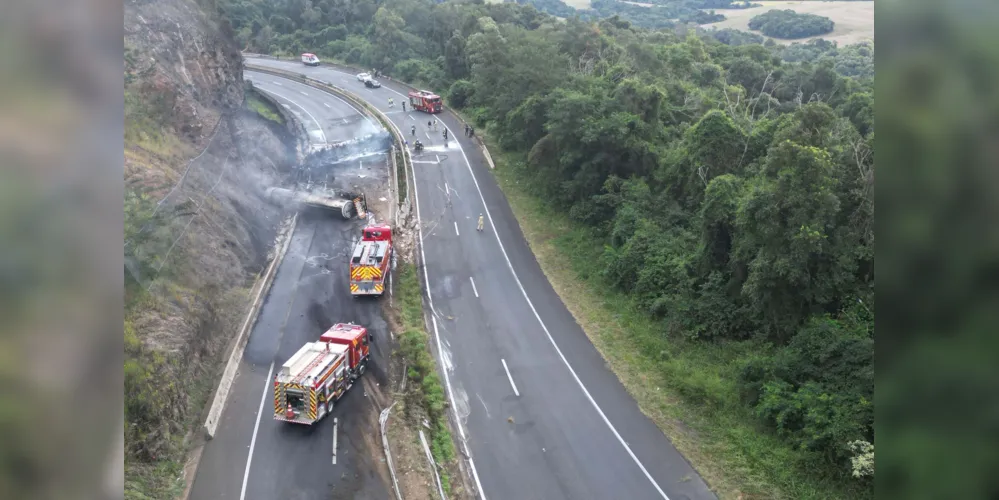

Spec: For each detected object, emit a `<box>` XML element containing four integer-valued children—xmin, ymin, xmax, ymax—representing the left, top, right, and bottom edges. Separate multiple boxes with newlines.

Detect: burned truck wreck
<box><xmin>267</xmin><ymin>132</ymin><xmax>392</xmax><ymax>219</ymax></box>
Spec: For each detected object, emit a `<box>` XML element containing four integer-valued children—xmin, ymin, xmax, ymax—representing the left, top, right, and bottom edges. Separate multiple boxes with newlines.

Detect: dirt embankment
<box><xmin>124</xmin><ymin>0</ymin><xmax>299</xmax><ymax>496</ymax></box>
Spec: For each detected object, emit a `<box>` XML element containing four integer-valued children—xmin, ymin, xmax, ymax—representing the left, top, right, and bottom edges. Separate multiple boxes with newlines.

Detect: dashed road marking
<box><xmin>469</xmin><ymin>276</ymin><xmax>478</xmax><ymax>298</ymax></box>
<box><xmin>501</xmin><ymin>359</ymin><xmax>519</xmax><ymax>397</ymax></box>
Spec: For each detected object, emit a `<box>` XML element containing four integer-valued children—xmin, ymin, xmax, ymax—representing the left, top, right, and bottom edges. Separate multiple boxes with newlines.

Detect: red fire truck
<box><xmin>407</xmin><ymin>90</ymin><xmax>443</xmax><ymax>113</ymax></box>
<box><xmin>349</xmin><ymin>224</ymin><xmax>392</xmax><ymax>296</ymax></box>
<box><xmin>273</xmin><ymin>323</ymin><xmax>371</xmax><ymax>425</ymax></box>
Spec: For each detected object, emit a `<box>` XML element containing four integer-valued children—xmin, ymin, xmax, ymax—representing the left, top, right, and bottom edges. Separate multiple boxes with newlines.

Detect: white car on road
<box><xmin>356</xmin><ymin>72</ymin><xmax>371</xmax><ymax>82</ymax></box>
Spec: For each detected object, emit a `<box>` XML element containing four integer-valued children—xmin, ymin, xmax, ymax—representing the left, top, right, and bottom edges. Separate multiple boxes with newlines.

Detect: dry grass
<box><xmin>701</xmin><ymin>1</ymin><xmax>874</xmax><ymax>46</ymax></box>
<box><xmin>386</xmin><ymin>410</ymin><xmax>438</xmax><ymax>500</ymax></box>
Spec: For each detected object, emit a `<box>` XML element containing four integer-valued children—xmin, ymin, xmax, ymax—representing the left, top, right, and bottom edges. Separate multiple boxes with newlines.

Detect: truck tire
<box><xmin>327</xmin><ymin>398</ymin><xmax>335</xmax><ymax>414</ymax></box>
<box><xmin>358</xmin><ymin>360</ymin><xmax>367</xmax><ymax>376</ymax></box>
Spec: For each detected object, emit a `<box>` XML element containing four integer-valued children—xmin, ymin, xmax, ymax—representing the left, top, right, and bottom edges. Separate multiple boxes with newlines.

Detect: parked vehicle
<box><xmin>349</xmin><ymin>224</ymin><xmax>392</xmax><ymax>296</ymax></box>
<box><xmin>273</xmin><ymin>323</ymin><xmax>372</xmax><ymax>425</ymax></box>
<box><xmin>364</xmin><ymin>79</ymin><xmax>381</xmax><ymax>88</ymax></box>
<box><xmin>408</xmin><ymin>90</ymin><xmax>443</xmax><ymax>113</ymax></box>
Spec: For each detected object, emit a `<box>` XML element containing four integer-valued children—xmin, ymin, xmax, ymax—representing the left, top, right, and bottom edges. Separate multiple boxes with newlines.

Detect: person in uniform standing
<box><xmin>477</xmin><ymin>214</ymin><xmax>485</xmax><ymax>232</ymax></box>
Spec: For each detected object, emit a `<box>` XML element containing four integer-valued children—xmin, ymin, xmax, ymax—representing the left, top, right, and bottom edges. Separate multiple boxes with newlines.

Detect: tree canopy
<box><xmin>749</xmin><ymin>9</ymin><xmax>835</xmax><ymax>39</ymax></box>
<box><xmin>221</xmin><ymin>0</ymin><xmax>874</xmax><ymax>495</ymax></box>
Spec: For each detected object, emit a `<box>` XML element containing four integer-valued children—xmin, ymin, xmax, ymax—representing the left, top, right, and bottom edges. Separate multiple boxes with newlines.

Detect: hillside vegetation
<box><xmin>749</xmin><ymin>9</ymin><xmax>834</xmax><ymax>39</ymax></box>
<box><xmin>124</xmin><ymin>0</ymin><xmax>296</xmax><ymax>497</ymax></box>
<box><xmin>222</xmin><ymin>0</ymin><xmax>873</xmax><ymax>497</ymax></box>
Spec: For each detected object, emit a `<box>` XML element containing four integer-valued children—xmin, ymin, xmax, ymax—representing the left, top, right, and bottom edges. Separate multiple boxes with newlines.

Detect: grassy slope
<box><xmin>246</xmin><ymin>91</ymin><xmax>285</xmax><ymax>124</ymax></box>
<box><xmin>483</xmin><ymin>136</ymin><xmax>867</xmax><ymax>500</ymax></box>
<box><xmin>392</xmin><ymin>262</ymin><xmax>460</xmax><ymax>497</ymax></box>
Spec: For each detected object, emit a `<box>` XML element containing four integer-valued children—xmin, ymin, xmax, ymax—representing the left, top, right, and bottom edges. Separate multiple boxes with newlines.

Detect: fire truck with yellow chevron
<box><xmin>273</xmin><ymin>323</ymin><xmax>371</xmax><ymax>425</ymax></box>
<box><xmin>349</xmin><ymin>224</ymin><xmax>392</xmax><ymax>296</ymax></box>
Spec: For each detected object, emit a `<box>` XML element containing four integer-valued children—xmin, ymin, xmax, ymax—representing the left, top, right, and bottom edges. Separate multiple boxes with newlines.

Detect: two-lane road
<box><xmin>245</xmin><ymin>58</ymin><xmax>717</xmax><ymax>500</ymax></box>
<box><xmin>188</xmin><ymin>71</ymin><xmax>393</xmax><ymax>500</ymax></box>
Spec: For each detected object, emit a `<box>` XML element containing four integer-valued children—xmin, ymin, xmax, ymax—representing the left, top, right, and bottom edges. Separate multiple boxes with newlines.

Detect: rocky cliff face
<box><xmin>124</xmin><ymin>0</ymin><xmax>296</xmax><ymax>495</ymax></box>
<box><xmin>125</xmin><ymin>0</ymin><xmax>244</xmax><ymax>140</ymax></box>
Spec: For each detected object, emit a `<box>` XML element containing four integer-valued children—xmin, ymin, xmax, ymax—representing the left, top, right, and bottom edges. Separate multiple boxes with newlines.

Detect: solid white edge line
<box><xmin>239</xmin><ymin>361</ymin><xmax>275</xmax><ymax>500</ymax></box>
<box><xmin>290</xmin><ymin>62</ymin><xmax>660</xmax><ymax>499</ymax></box>
<box><xmin>501</xmin><ymin>358</ymin><xmax>519</xmax><ymax>397</ymax></box>
<box><xmin>255</xmin><ymin>87</ymin><xmax>327</xmax><ymax>144</ymax></box>
<box><xmin>259</xmin><ymin>63</ymin><xmax>490</xmax><ymax>499</ymax></box>
<box><xmin>469</xmin><ymin>276</ymin><xmax>479</xmax><ymax>298</ymax></box>
<box><xmin>443</xmin><ymin>119</ymin><xmax>672</xmax><ymax>500</ymax></box>
<box><xmin>411</xmin><ymin>112</ymin><xmax>488</xmax><ymax>499</ymax></box>
<box><xmin>454</xmin><ymin>221</ymin><xmax>460</xmax><ymax>237</ymax></box>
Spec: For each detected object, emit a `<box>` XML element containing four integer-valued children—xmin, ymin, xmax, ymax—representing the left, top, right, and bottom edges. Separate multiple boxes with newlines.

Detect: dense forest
<box><xmin>222</xmin><ymin>0</ymin><xmax>873</xmax><ymax>496</ymax></box>
<box><xmin>748</xmin><ymin>9</ymin><xmax>835</xmax><ymax>39</ymax></box>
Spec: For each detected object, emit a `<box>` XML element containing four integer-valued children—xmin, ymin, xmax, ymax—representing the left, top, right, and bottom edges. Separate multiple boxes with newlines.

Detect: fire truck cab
<box><xmin>320</xmin><ymin>323</ymin><xmax>372</xmax><ymax>379</ymax></box>
<box><xmin>407</xmin><ymin>90</ymin><xmax>443</xmax><ymax>113</ymax></box>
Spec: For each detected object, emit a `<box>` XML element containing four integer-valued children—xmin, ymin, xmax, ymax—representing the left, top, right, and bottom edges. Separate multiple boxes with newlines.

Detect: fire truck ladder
<box><xmin>292</xmin><ymin>347</ymin><xmax>332</xmax><ymax>387</ymax></box>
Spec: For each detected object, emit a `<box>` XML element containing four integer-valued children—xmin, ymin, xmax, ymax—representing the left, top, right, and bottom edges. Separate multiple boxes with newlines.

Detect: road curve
<box><xmin>246</xmin><ymin>58</ymin><xmax>717</xmax><ymax>500</ymax></box>
<box><xmin>188</xmin><ymin>71</ymin><xmax>394</xmax><ymax>500</ymax></box>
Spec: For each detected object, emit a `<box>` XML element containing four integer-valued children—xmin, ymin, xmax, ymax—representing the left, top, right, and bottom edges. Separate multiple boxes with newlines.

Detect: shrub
<box><xmin>448</xmin><ymin>79</ymin><xmax>475</xmax><ymax>108</ymax></box>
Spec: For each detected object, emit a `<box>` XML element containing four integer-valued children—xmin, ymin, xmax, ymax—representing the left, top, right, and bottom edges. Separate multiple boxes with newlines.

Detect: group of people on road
<box><xmin>463</xmin><ymin>124</ymin><xmax>475</xmax><ymax>138</ymax></box>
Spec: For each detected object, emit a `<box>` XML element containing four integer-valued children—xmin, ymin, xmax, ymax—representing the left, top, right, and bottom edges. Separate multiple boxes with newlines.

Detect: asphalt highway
<box><xmin>247</xmin><ymin>58</ymin><xmax>719</xmax><ymax>500</ymax></box>
<box><xmin>187</xmin><ymin>71</ymin><xmax>394</xmax><ymax>500</ymax></box>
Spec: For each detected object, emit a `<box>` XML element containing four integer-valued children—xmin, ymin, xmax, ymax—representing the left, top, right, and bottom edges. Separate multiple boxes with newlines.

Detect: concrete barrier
<box><xmin>203</xmin><ymin>213</ymin><xmax>298</xmax><ymax>439</ymax></box>
<box><xmin>246</xmin><ymin>83</ymin><xmax>308</xmax><ymax>156</ymax></box>
<box><xmin>244</xmin><ymin>63</ymin><xmax>415</xmax><ymax>218</ymax></box>
<box><xmin>244</xmin><ymin>55</ymin><xmax>497</xmax><ymax>169</ymax></box>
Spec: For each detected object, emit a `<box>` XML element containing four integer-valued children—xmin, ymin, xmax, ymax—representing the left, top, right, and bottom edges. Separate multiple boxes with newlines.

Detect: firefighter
<box><xmin>411</xmin><ymin>124</ymin><xmax>416</xmax><ymax>136</ymax></box>
<box><xmin>428</xmin><ymin>120</ymin><xmax>432</xmax><ymax>129</ymax></box>
<box><xmin>477</xmin><ymin>214</ymin><xmax>484</xmax><ymax>232</ymax></box>
<box><xmin>402</xmin><ymin>101</ymin><xmax>406</xmax><ymax>112</ymax></box>
<box><xmin>388</xmin><ymin>97</ymin><xmax>394</xmax><ymax>108</ymax></box>
<box><xmin>443</xmin><ymin>128</ymin><xmax>448</xmax><ymax>140</ymax></box>
<box><xmin>464</xmin><ymin>124</ymin><xmax>470</xmax><ymax>137</ymax></box>
<box><xmin>469</xmin><ymin>125</ymin><xmax>474</xmax><ymax>138</ymax></box>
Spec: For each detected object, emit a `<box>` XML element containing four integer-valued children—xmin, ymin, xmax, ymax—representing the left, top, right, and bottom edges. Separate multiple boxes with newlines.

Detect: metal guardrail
<box><xmin>244</xmin><ymin>63</ymin><xmax>414</xmax><ymax>222</ymax></box>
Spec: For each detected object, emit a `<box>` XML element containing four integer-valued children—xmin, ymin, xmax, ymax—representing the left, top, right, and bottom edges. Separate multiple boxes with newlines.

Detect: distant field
<box><xmin>702</xmin><ymin>1</ymin><xmax>874</xmax><ymax>45</ymax></box>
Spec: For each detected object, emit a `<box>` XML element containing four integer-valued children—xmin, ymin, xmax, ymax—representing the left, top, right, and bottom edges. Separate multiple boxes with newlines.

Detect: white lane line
<box><xmin>286</xmin><ymin>65</ymin><xmax>485</xmax><ymax>499</ymax></box>
<box><xmin>300</xmin><ymin>91</ymin><xmax>309</xmax><ymax>96</ymax></box>
<box><xmin>339</xmin><ymin>59</ymin><xmax>669</xmax><ymax>496</ymax></box>
<box><xmin>469</xmin><ymin>276</ymin><xmax>479</xmax><ymax>298</ymax></box>
<box><xmin>445</xmin><ymin>182</ymin><xmax>449</xmax><ymax>194</ymax></box>
<box><xmin>258</xmin><ymin>89</ymin><xmax>327</xmax><ymax>144</ymax></box>
<box><xmin>343</xmin><ymin>118</ymin><xmax>348</xmax><ymax>124</ymax></box>
<box><xmin>454</xmin><ymin>221</ymin><xmax>460</xmax><ymax>237</ymax></box>
<box><xmin>441</xmin><ymin>110</ymin><xmax>672</xmax><ymax>500</ymax></box>
<box><xmin>332</xmin><ymin>417</ymin><xmax>338</xmax><ymax>465</ymax></box>
<box><xmin>426</xmin><ymin>131</ymin><xmax>432</xmax><ymax>140</ymax></box>
<box><xmin>239</xmin><ymin>361</ymin><xmax>275</xmax><ymax>500</ymax></box>
<box><xmin>324</xmin><ymin>102</ymin><xmax>331</xmax><ymax>108</ymax></box>
<box><xmin>501</xmin><ymin>359</ymin><xmax>520</xmax><ymax>397</ymax></box>
<box><xmin>272</xmin><ymin>81</ymin><xmax>283</xmax><ymax>86</ymax></box>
